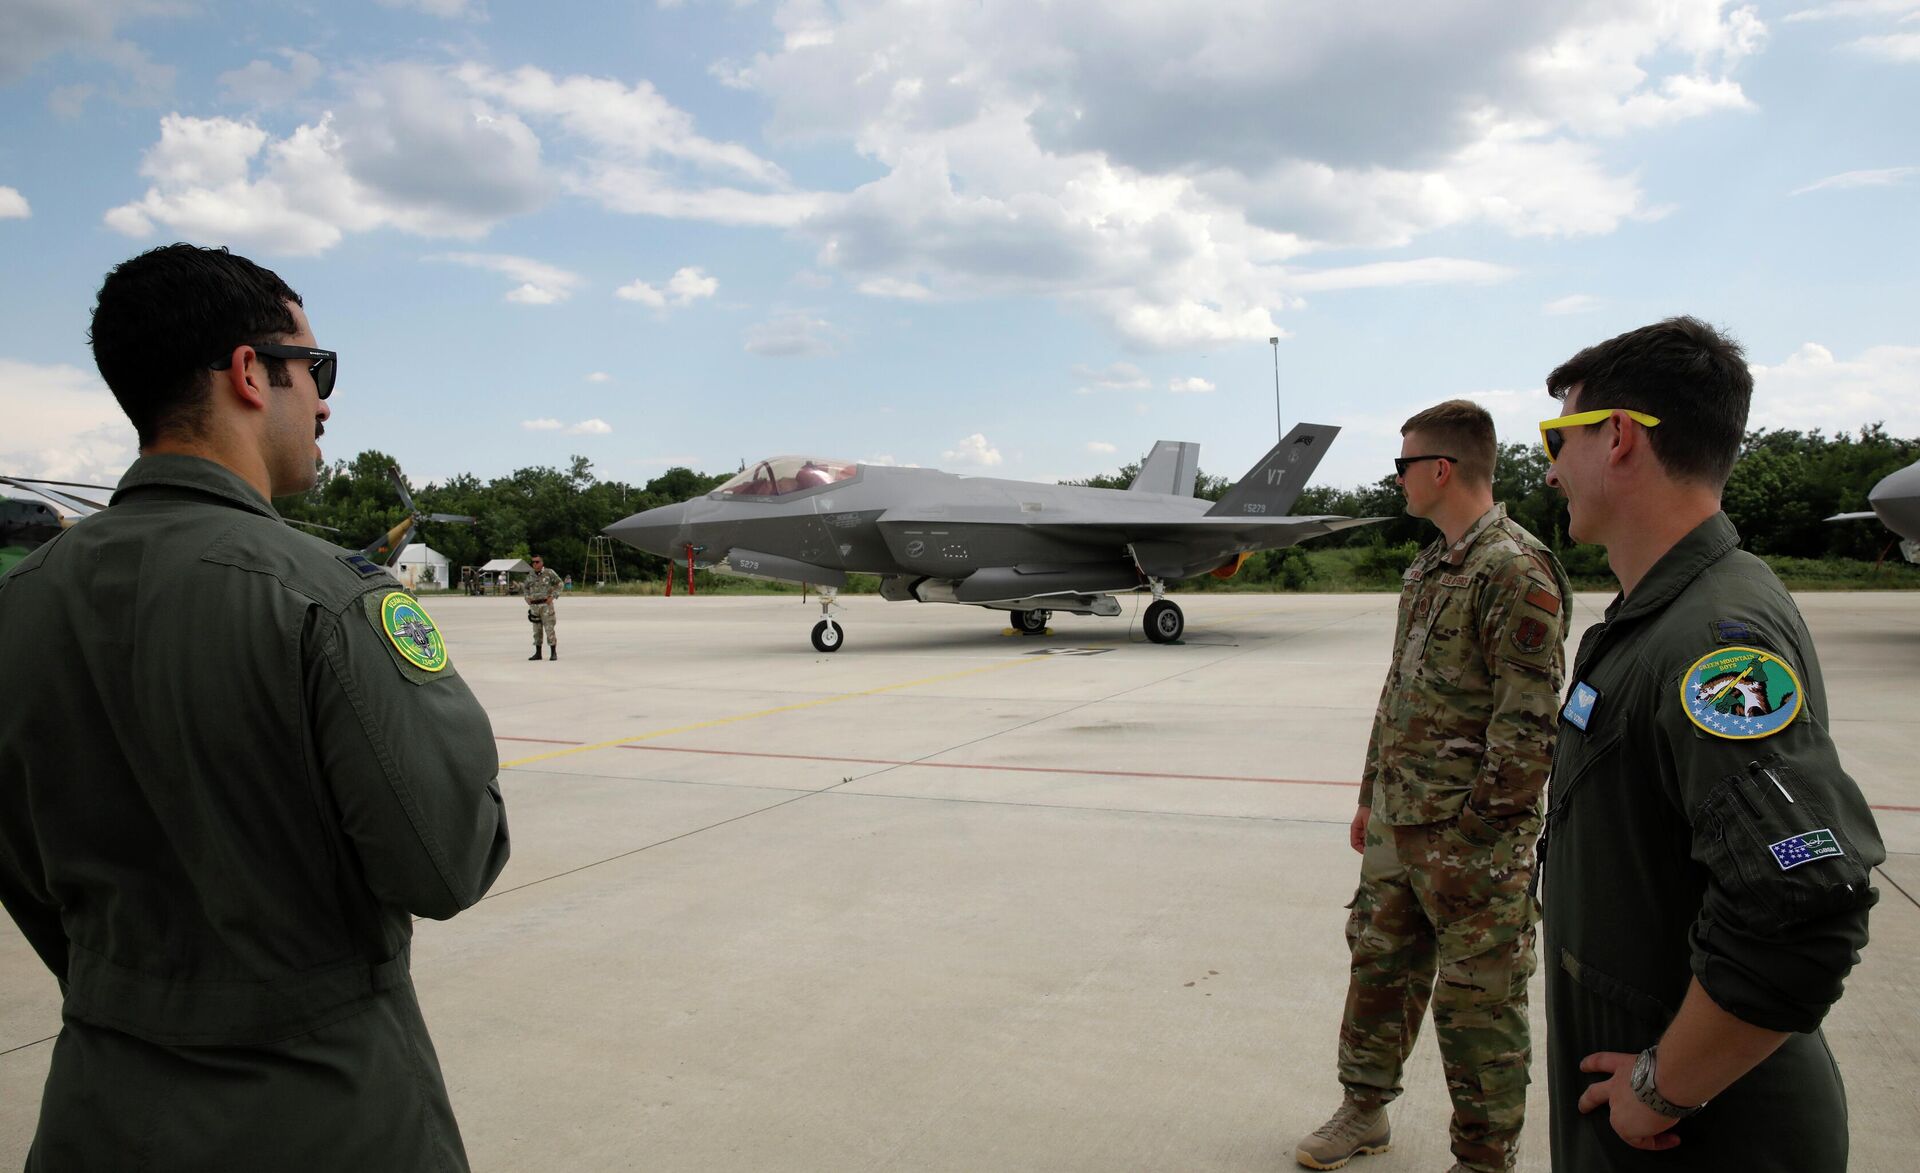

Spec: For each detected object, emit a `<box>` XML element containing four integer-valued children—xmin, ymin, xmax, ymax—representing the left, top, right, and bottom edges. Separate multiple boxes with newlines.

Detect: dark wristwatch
<box><xmin>1630</xmin><ymin>1045</ymin><xmax>1706</xmax><ymax>1120</ymax></box>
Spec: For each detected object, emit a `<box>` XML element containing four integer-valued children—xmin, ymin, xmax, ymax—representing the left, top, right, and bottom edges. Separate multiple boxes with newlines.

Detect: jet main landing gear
<box><xmin>1012</xmin><ymin>608</ymin><xmax>1050</xmax><ymax>635</ymax></box>
<box><xmin>1143</xmin><ymin>598</ymin><xmax>1184</xmax><ymax>644</ymax></box>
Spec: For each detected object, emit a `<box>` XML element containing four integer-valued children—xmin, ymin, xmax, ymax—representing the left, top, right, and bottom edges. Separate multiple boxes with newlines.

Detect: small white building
<box><xmin>394</xmin><ymin>542</ymin><xmax>452</xmax><ymax>591</ymax></box>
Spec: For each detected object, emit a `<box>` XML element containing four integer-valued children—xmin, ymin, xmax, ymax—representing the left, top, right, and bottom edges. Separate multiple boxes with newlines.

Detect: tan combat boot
<box><xmin>1294</xmin><ymin>1100</ymin><xmax>1391</xmax><ymax>1170</ymax></box>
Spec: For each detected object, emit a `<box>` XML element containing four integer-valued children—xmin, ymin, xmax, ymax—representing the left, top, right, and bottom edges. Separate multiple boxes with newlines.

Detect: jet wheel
<box><xmin>1014</xmin><ymin>609</ymin><xmax>1049</xmax><ymax>634</ymax></box>
<box><xmin>1143</xmin><ymin>599</ymin><xmax>1184</xmax><ymax>644</ymax></box>
<box><xmin>811</xmin><ymin>619</ymin><xmax>844</xmax><ymax>653</ymax></box>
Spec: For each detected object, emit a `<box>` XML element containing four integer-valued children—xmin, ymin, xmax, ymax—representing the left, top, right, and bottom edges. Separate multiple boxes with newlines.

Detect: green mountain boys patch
<box><xmin>376</xmin><ymin>592</ymin><xmax>448</xmax><ymax>673</ymax></box>
<box><xmin>1679</xmin><ymin>645</ymin><xmax>1801</xmax><ymax>740</ymax></box>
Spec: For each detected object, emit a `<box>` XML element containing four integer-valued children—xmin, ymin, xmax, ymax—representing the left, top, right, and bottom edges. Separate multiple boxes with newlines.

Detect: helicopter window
<box><xmin>714</xmin><ymin>456</ymin><xmax>857</xmax><ymax>499</ymax></box>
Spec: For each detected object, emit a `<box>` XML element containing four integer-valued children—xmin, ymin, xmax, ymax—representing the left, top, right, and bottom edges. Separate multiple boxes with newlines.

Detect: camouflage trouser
<box><xmin>1338</xmin><ymin>818</ymin><xmax>1538</xmax><ymax>1173</ymax></box>
<box><xmin>528</xmin><ymin>602</ymin><xmax>555</xmax><ymax>644</ymax></box>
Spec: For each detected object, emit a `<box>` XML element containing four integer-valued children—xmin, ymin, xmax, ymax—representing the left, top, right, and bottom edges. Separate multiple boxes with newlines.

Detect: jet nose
<box><xmin>605</xmin><ymin>501</ymin><xmax>690</xmax><ymax>557</ymax></box>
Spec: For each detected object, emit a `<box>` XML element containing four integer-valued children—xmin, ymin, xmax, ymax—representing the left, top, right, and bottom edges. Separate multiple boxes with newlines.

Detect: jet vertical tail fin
<box><xmin>1205</xmin><ymin>423</ymin><xmax>1340</xmax><ymax>518</ymax></box>
<box><xmin>1128</xmin><ymin>441</ymin><xmax>1201</xmax><ymax>496</ymax></box>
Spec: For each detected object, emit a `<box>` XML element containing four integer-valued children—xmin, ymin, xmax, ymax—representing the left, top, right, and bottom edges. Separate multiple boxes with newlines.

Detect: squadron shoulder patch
<box><xmin>1680</xmin><ymin>645</ymin><xmax>1802</xmax><ymax>740</ymax></box>
<box><xmin>377</xmin><ymin>592</ymin><xmax>448</xmax><ymax>673</ymax></box>
<box><xmin>1512</xmin><ymin>616</ymin><xmax>1549</xmax><ymax>654</ymax></box>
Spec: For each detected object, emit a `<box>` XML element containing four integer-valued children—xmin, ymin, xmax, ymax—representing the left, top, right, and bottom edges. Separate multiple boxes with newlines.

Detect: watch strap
<box><xmin>1631</xmin><ymin>1045</ymin><xmax>1705</xmax><ymax>1120</ymax></box>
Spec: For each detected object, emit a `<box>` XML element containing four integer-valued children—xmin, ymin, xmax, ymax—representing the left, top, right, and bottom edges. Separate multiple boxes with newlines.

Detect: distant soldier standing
<box><xmin>523</xmin><ymin>553</ymin><xmax>563</xmax><ymax>660</ymax></box>
<box><xmin>1295</xmin><ymin>400</ymin><xmax>1570</xmax><ymax>1173</ymax></box>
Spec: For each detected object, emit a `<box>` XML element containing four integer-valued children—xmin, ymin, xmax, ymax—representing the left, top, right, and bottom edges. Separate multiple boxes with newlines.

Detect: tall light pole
<box><xmin>1269</xmin><ymin>336</ymin><xmax>1282</xmax><ymax>442</ymax></box>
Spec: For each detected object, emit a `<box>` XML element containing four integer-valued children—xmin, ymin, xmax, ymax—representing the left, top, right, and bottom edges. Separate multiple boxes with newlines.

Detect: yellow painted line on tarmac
<box><xmin>499</xmin><ymin>655</ymin><xmax>1052</xmax><ymax>769</ymax></box>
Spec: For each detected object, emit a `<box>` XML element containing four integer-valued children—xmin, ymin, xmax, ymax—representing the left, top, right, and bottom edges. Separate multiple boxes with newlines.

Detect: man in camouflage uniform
<box><xmin>1296</xmin><ymin>400</ymin><xmax>1571</xmax><ymax>1173</ymax></box>
<box><xmin>522</xmin><ymin>553</ymin><xmax>563</xmax><ymax>659</ymax></box>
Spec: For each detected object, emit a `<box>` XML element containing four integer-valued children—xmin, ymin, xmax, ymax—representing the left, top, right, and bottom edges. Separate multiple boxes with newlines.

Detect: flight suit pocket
<box><xmin>1558</xmin><ymin>948</ymin><xmax>1671</xmax><ymax>1052</ymax></box>
<box><xmin>1696</xmin><ymin>755</ymin><xmax>1875</xmax><ymax>935</ymax></box>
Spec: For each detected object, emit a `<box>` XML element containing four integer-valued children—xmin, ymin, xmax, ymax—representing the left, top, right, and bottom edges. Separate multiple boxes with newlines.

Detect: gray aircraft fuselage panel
<box><xmin>1869</xmin><ymin>459</ymin><xmax>1920</xmax><ymax>546</ymax></box>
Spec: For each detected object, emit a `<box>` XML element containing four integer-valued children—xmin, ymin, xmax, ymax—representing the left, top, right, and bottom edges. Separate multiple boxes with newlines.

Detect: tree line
<box><xmin>276</xmin><ymin>426</ymin><xmax>1915</xmax><ymax>588</ymax></box>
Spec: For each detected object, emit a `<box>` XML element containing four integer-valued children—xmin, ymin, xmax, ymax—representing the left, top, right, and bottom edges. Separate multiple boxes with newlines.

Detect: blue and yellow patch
<box><xmin>379</xmin><ymin>592</ymin><xmax>447</xmax><ymax>673</ymax></box>
<box><xmin>1679</xmin><ymin>645</ymin><xmax>1802</xmax><ymax>740</ymax></box>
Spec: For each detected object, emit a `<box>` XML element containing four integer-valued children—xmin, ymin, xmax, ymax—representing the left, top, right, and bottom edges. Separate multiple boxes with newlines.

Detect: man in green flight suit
<box><xmin>0</xmin><ymin>244</ymin><xmax>510</xmax><ymax>1171</ymax></box>
<box><xmin>1537</xmin><ymin>317</ymin><xmax>1884</xmax><ymax>1169</ymax></box>
<box><xmin>1296</xmin><ymin>400</ymin><xmax>1570</xmax><ymax>1173</ymax></box>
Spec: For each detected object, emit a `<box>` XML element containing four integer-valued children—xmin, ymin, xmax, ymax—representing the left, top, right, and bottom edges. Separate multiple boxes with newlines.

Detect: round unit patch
<box><xmin>1679</xmin><ymin>645</ymin><xmax>1801</xmax><ymax>739</ymax></box>
<box><xmin>381</xmin><ymin>592</ymin><xmax>448</xmax><ymax>673</ymax></box>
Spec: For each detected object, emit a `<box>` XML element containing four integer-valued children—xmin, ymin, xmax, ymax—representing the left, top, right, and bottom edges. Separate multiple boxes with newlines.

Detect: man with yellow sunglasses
<box><xmin>1535</xmin><ymin>317</ymin><xmax>1884</xmax><ymax>1170</ymax></box>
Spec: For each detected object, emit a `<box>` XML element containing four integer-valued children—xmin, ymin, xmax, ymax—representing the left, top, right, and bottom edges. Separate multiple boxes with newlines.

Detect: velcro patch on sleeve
<box><xmin>1680</xmin><ymin>645</ymin><xmax>1802</xmax><ymax>739</ymax></box>
<box><xmin>1524</xmin><ymin>584</ymin><xmax>1561</xmax><ymax>616</ymax></box>
<box><xmin>1768</xmin><ymin>828</ymin><xmax>1845</xmax><ymax>871</ymax></box>
<box><xmin>339</xmin><ymin>553</ymin><xmax>391</xmax><ymax>579</ymax></box>
<box><xmin>363</xmin><ymin>590</ymin><xmax>450</xmax><ymax>678</ymax></box>
<box><xmin>1512</xmin><ymin>616</ymin><xmax>1550</xmax><ymax>654</ymax></box>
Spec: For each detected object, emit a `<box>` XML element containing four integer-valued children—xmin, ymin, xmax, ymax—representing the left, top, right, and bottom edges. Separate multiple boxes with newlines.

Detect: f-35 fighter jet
<box><xmin>1827</xmin><ymin>456</ymin><xmax>1920</xmax><ymax>564</ymax></box>
<box><xmin>606</xmin><ymin>423</ymin><xmax>1381</xmax><ymax>651</ymax></box>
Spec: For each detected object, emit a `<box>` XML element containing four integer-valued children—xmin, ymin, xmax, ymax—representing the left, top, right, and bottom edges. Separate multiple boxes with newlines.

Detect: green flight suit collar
<box><xmin>112</xmin><ymin>453</ymin><xmax>284</xmax><ymax>522</ymax></box>
<box><xmin>1609</xmin><ymin>511</ymin><xmax>1741</xmax><ymax>622</ymax></box>
<box><xmin>1439</xmin><ymin>501</ymin><xmax>1507</xmax><ymax>567</ymax></box>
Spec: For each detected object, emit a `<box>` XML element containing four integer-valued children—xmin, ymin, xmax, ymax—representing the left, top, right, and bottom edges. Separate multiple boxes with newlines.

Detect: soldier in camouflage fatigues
<box><xmin>1298</xmin><ymin>402</ymin><xmax>1570</xmax><ymax>1173</ymax></box>
<box><xmin>523</xmin><ymin>554</ymin><xmax>563</xmax><ymax>659</ymax></box>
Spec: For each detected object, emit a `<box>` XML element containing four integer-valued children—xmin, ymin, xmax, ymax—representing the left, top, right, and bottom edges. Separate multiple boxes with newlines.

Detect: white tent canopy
<box><xmin>394</xmin><ymin>543</ymin><xmax>451</xmax><ymax>591</ymax></box>
<box><xmin>479</xmin><ymin>558</ymin><xmax>531</xmax><ymax>574</ymax></box>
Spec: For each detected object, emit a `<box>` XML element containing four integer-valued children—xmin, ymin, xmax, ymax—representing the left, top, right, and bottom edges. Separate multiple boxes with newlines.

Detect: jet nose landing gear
<box><xmin>811</xmin><ymin>619</ymin><xmax>843</xmax><ymax>652</ymax></box>
<box><xmin>810</xmin><ymin>588</ymin><xmax>844</xmax><ymax>652</ymax></box>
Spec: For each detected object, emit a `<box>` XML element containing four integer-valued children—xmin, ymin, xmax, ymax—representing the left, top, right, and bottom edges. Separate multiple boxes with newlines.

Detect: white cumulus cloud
<box><xmin>1168</xmin><ymin>376</ymin><xmax>1215</xmax><ymax>394</ymax></box>
<box><xmin>1085</xmin><ymin>440</ymin><xmax>1118</xmax><ymax>453</ymax></box>
<box><xmin>0</xmin><ymin>187</ymin><xmax>28</xmax><ymax>218</ymax></box>
<box><xmin>568</xmin><ymin>418</ymin><xmax>613</xmax><ymax>435</ymax></box>
<box><xmin>0</xmin><ymin>358</ymin><xmax>137</xmax><ymax>487</ymax></box>
<box><xmin>586</xmin><ymin>371</ymin><xmax>612</xmax><ymax>382</ymax></box>
<box><xmin>434</xmin><ymin>252</ymin><xmax>582</xmax><ymax>303</ymax></box>
<box><xmin>942</xmin><ymin>433</ymin><xmax>1003</xmax><ymax>466</ymax></box>
<box><xmin>104</xmin><ymin>67</ymin><xmax>551</xmax><ymax>256</ymax></box>
<box><xmin>617</xmin><ymin>265</ymin><xmax>719</xmax><ymax>307</ymax></box>
<box><xmin>724</xmin><ymin>0</ymin><xmax>1765</xmax><ymax>348</ymax></box>
<box><xmin>1748</xmin><ymin>342</ymin><xmax>1920</xmax><ymax>435</ymax></box>
<box><xmin>521</xmin><ymin>418</ymin><xmax>563</xmax><ymax>430</ymax></box>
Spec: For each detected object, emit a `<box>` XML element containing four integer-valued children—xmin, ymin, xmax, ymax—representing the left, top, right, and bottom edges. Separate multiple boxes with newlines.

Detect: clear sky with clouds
<box><xmin>2</xmin><ymin>0</ymin><xmax>1917</xmax><ymax>498</ymax></box>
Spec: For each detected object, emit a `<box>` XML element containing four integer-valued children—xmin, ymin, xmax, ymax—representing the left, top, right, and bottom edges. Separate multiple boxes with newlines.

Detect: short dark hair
<box><xmin>1547</xmin><ymin>316</ymin><xmax>1751</xmax><ymax>487</ymax></box>
<box><xmin>90</xmin><ymin>243</ymin><xmax>304</xmax><ymax>445</ymax></box>
<box><xmin>1401</xmin><ymin>399</ymin><xmax>1496</xmax><ymax>485</ymax></box>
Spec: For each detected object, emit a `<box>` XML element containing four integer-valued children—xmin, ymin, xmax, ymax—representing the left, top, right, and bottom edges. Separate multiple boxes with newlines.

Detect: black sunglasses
<box><xmin>210</xmin><ymin>344</ymin><xmax>337</xmax><ymax>399</ymax></box>
<box><xmin>1394</xmin><ymin>454</ymin><xmax>1457</xmax><ymax>478</ymax></box>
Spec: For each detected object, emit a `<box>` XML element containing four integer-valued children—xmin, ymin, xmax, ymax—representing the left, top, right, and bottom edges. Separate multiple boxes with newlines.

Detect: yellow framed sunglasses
<box><xmin>1539</xmin><ymin>408</ymin><xmax>1661</xmax><ymax>461</ymax></box>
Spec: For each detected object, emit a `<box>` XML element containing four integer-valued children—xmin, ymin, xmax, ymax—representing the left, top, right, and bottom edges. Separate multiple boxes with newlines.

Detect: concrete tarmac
<box><xmin>3</xmin><ymin>591</ymin><xmax>1916</xmax><ymax>1171</ymax></box>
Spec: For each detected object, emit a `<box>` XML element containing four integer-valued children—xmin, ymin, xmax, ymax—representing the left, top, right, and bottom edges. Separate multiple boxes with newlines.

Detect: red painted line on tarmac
<box><xmin>496</xmin><ymin>735</ymin><xmax>1920</xmax><ymax>811</ymax></box>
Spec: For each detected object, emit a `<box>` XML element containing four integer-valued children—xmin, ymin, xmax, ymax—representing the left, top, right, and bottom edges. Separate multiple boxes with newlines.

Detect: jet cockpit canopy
<box><xmin>714</xmin><ymin>456</ymin><xmax>859</xmax><ymax>499</ymax></box>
